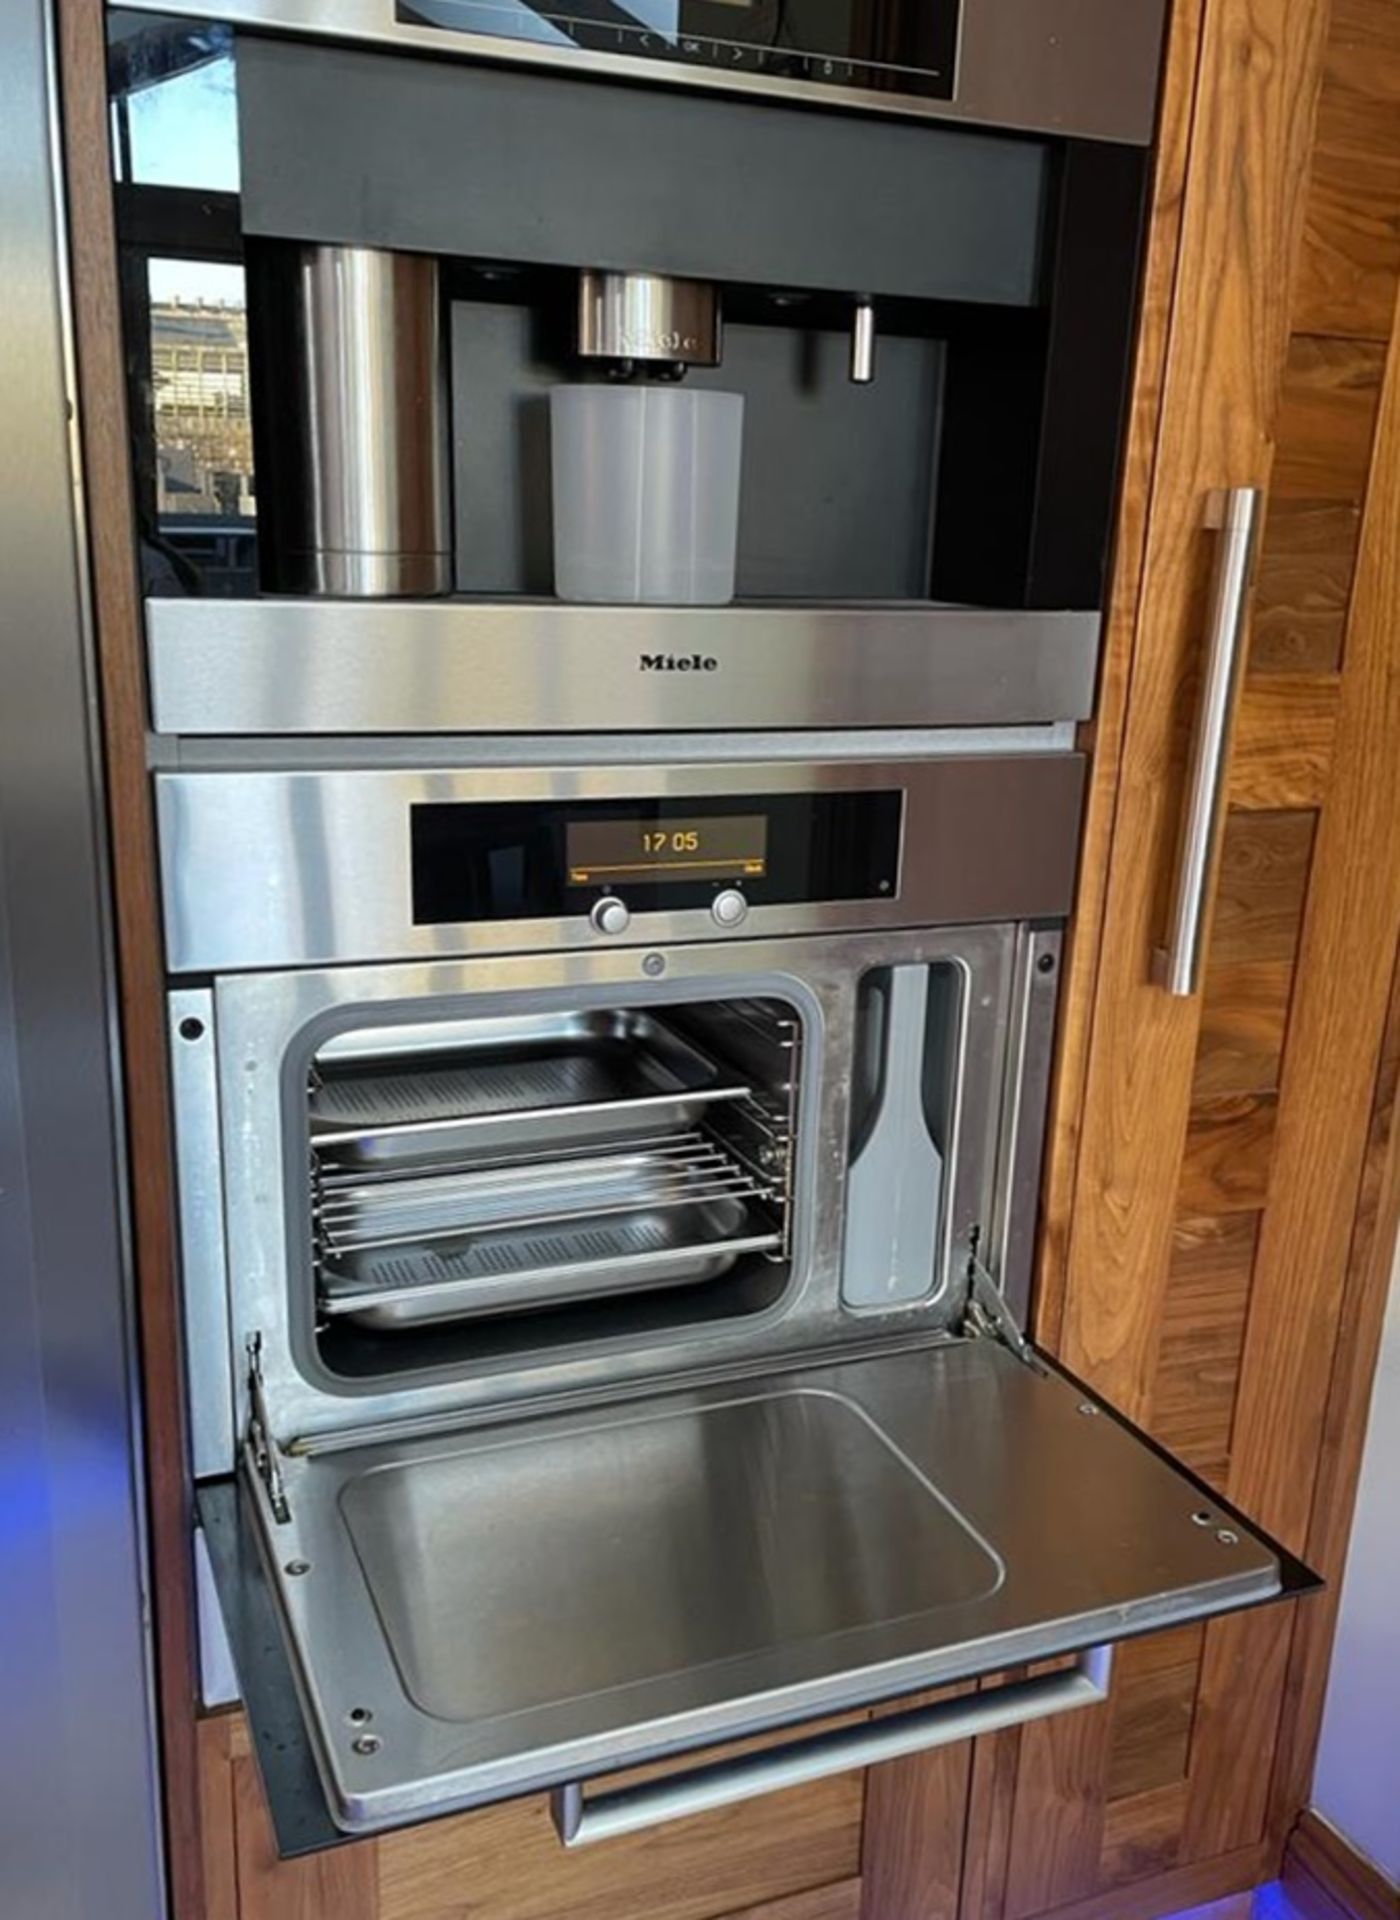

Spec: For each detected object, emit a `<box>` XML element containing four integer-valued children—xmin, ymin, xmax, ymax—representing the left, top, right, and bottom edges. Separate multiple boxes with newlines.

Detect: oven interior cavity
<box><xmin>306</xmin><ymin>995</ymin><xmax>806</xmax><ymax>1376</ymax></box>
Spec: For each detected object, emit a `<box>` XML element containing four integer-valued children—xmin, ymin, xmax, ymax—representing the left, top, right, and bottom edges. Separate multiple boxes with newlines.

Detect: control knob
<box><xmin>711</xmin><ymin>887</ymin><xmax>749</xmax><ymax>929</ymax></box>
<box><xmin>590</xmin><ymin>895</ymin><xmax>631</xmax><ymax>936</ymax></box>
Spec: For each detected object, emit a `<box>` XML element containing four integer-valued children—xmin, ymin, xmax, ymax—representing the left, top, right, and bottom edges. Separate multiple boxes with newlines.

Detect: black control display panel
<box><xmin>398</xmin><ymin>0</ymin><xmax>959</xmax><ymax>102</ymax></box>
<box><xmin>411</xmin><ymin>791</ymin><xmax>902</xmax><ymax>924</ymax></box>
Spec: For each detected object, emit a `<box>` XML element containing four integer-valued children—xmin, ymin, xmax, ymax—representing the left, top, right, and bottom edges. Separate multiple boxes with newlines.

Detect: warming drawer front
<box><xmin>201</xmin><ymin>1340</ymin><xmax>1312</xmax><ymax>1853</ymax></box>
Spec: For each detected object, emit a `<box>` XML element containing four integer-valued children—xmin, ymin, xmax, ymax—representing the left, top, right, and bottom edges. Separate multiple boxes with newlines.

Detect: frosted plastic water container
<box><xmin>550</xmin><ymin>385</ymin><xmax>744</xmax><ymax>605</ymax></box>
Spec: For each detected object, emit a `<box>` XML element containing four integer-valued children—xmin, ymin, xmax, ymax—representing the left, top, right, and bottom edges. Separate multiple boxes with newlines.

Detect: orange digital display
<box><xmin>567</xmin><ymin>815</ymin><xmax>767</xmax><ymax>885</ymax></box>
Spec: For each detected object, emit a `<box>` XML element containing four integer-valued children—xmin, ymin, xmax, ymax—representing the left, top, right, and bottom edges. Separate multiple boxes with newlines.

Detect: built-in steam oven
<box><xmin>167</xmin><ymin>754</ymin><xmax>1081</xmax><ymax>1452</ymax></box>
<box><xmin>165</xmin><ymin>750</ymin><xmax>1297</xmax><ymax>1850</ymax></box>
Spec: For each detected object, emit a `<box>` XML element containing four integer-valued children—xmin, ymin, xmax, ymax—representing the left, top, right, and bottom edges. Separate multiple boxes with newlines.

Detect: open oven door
<box><xmin>199</xmin><ymin>1318</ymin><xmax>1316</xmax><ymax>1855</ymax></box>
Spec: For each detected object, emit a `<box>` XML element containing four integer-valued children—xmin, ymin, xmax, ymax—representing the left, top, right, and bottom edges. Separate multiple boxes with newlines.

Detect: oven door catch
<box><xmin>245</xmin><ymin>1333</ymin><xmax>291</xmax><ymax>1525</ymax></box>
<box><xmin>961</xmin><ymin>1255</ymin><xmax>1040</xmax><ymax>1371</ymax></box>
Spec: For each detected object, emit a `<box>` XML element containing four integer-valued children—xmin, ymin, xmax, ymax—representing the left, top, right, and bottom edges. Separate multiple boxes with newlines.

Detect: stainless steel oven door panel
<box><xmin>209</xmin><ymin>926</ymin><xmax>1016</xmax><ymax>1455</ymax></box>
<box><xmin>226</xmin><ymin>1340</ymin><xmax>1290</xmax><ymax>1837</ymax></box>
<box><xmin>155</xmin><ymin>755</ymin><xmax>1085</xmax><ymax>974</ymax></box>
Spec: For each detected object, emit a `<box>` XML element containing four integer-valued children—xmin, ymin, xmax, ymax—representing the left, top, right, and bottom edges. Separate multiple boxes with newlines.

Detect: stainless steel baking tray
<box><xmin>310</xmin><ymin>1011</ymin><xmax>748</xmax><ymax>1167</ymax></box>
<box><xmin>319</xmin><ymin>1195</ymin><xmax>780</xmax><ymax>1328</ymax></box>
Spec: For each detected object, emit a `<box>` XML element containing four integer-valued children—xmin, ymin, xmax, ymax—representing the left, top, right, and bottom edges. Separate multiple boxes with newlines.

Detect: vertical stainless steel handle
<box><xmin>1152</xmin><ymin>487</ymin><xmax>1263</xmax><ymax>997</ymax></box>
<box><xmin>551</xmin><ymin>1646</ymin><xmax>1114</xmax><ymax>1846</ymax></box>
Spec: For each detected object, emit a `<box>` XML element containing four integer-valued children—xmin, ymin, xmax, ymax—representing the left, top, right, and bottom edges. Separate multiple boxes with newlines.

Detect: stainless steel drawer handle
<box><xmin>550</xmin><ymin>1645</ymin><xmax>1114</xmax><ymax>1846</ymax></box>
<box><xmin>1152</xmin><ymin>487</ymin><xmax>1264</xmax><ymax>997</ymax></box>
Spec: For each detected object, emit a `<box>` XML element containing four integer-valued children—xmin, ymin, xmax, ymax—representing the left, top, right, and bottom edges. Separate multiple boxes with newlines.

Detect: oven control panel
<box><xmin>397</xmin><ymin>0</ymin><xmax>960</xmax><ymax>105</ymax></box>
<box><xmin>410</xmin><ymin>790</ymin><xmax>903</xmax><ymax>928</ymax></box>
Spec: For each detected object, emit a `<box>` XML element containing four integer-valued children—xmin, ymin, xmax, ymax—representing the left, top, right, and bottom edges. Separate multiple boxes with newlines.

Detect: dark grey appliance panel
<box><xmin>236</xmin><ymin>40</ymin><xmax>1048</xmax><ymax>307</ymax></box>
<box><xmin>204</xmin><ymin>1341</ymin><xmax>1305</xmax><ymax>1841</ymax></box>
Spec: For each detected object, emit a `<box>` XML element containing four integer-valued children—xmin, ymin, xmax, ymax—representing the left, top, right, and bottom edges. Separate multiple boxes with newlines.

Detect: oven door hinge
<box><xmin>961</xmin><ymin>1254</ymin><xmax>1040</xmax><ymax>1371</ymax></box>
<box><xmin>244</xmin><ymin>1333</ymin><xmax>291</xmax><ymax>1524</ymax></box>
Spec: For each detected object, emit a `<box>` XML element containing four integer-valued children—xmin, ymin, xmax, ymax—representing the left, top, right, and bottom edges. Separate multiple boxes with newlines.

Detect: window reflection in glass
<box><xmin>109</xmin><ymin>18</ymin><xmax>238</xmax><ymax>192</ymax></box>
<box><xmin>146</xmin><ymin>259</ymin><xmax>257</xmax><ymax>596</ymax></box>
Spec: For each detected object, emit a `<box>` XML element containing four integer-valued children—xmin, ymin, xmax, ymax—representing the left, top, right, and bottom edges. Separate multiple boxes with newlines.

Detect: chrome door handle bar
<box><xmin>551</xmin><ymin>1644</ymin><xmax>1114</xmax><ymax>1846</ymax></box>
<box><xmin>1152</xmin><ymin>487</ymin><xmax>1264</xmax><ymax>997</ymax></box>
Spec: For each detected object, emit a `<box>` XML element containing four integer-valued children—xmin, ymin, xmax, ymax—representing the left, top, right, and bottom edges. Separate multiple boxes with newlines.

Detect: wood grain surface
<box><xmin>209</xmin><ymin>1711</ymin><xmax>864</xmax><ymax>1920</ymax></box>
<box><xmin>1295</xmin><ymin>0</ymin><xmax>1400</xmax><ymax>341</ymax></box>
<box><xmin>1031</xmin><ymin>0</ymin><xmax>1209</xmax><ymax>1355</ymax></box>
<box><xmin>1055</xmin><ymin>0</ymin><xmax>1327</xmax><ymax>1422</ymax></box>
<box><xmin>1229</xmin><ymin>678</ymin><xmax>1339</xmax><ymax>811</ymax></box>
<box><xmin>1150</xmin><ymin>1213</ymin><xmax>1257</xmax><ymax>1483</ymax></box>
<box><xmin>1225</xmin><ymin>287</ymin><xmax>1400</xmax><ymax>1555</ymax></box>
<box><xmin>1264</xmin><ymin>936</ymin><xmax>1400</xmax><ymax>1848</ymax></box>
<box><xmin>1282</xmin><ymin>1811</ymin><xmax>1400</xmax><ymax>1920</ymax></box>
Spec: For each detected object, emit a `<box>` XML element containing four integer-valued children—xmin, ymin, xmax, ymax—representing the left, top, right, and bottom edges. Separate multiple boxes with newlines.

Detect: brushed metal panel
<box><xmin>0</xmin><ymin>3</ymin><xmax>165</xmax><ymax>1911</ymax></box>
<box><xmin>170</xmin><ymin>990</ymin><xmax>237</xmax><ymax>1478</ymax></box>
<box><xmin>240</xmin><ymin>1342</ymin><xmax>1284</xmax><ymax>1833</ymax></box>
<box><xmin>115</xmin><ymin>0</ymin><xmax>1167</xmax><ymax>143</ymax></box>
<box><xmin>154</xmin><ymin>755</ymin><xmax>1086</xmax><ymax>972</ymax></box>
<box><xmin>145</xmin><ymin>599</ymin><xmax>1101</xmax><ymax>735</ymax></box>
<box><xmin>342</xmin><ymin>1390</ymin><xmax>1002</xmax><ymax>1721</ymax></box>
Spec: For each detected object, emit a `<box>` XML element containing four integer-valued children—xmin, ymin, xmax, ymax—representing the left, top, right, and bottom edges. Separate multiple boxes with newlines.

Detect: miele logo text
<box><xmin>639</xmin><ymin>653</ymin><xmax>719</xmax><ymax>672</ymax></box>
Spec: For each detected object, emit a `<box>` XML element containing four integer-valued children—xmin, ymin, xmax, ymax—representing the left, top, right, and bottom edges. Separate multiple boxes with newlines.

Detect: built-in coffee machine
<box><xmin>106</xmin><ymin>0</ymin><xmax>1308</xmax><ymax>1859</ymax></box>
<box><xmin>116</xmin><ymin>0</ymin><xmax>1160</xmax><ymax>734</ymax></box>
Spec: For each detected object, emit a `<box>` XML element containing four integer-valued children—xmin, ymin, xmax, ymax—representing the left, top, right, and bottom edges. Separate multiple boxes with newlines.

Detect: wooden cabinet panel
<box><xmin>1265</xmin><ymin>943</ymin><xmax>1400</xmax><ymax>1847</ymax></box>
<box><xmin>1177</xmin><ymin>1094</ymin><xmax>1278</xmax><ymax>1215</ymax></box>
<box><xmin>1053</xmin><ymin>0</ymin><xmax>1327</xmax><ymax>1417</ymax></box>
<box><xmin>1209</xmin><ymin>812</ymin><xmax>1317</xmax><ymax>965</ymax></box>
<box><xmin>859</xmin><ymin>1738</ymin><xmax>972</xmax><ymax>1920</ymax></box>
<box><xmin>204</xmin><ymin>1714</ymin><xmax>863</xmax><ymax>1920</ymax></box>
<box><xmin>1252</xmin><ymin>501</ymin><xmax>1361</xmax><ymax>672</ymax></box>
<box><xmin>1252</xmin><ymin>332</ymin><xmax>1384</xmax><ymax>672</ymax></box>
<box><xmin>1192</xmin><ymin>957</ymin><xmax>1295</xmax><ymax>1096</ymax></box>
<box><xmin>1229</xmin><ymin>678</ymin><xmax>1338</xmax><ymax>810</ymax></box>
<box><xmin>1269</xmin><ymin>336</ymin><xmax>1386</xmax><ymax>502</ymax></box>
<box><xmin>197</xmin><ymin>1716</ymin><xmax>241</xmax><ymax>1920</ymax></box>
<box><xmin>998</xmin><ymin>0</ymin><xmax>1400</xmax><ymax>1904</ymax></box>
<box><xmin>1296</xmin><ymin>0</ymin><xmax>1400</xmax><ymax>341</ymax></box>
<box><xmin>1002</xmin><ymin>1703</ymin><xmax>1115</xmax><ymax>1920</ymax></box>
<box><xmin>1097</xmin><ymin>1783</ymin><xmax>1191</xmax><ymax>1886</ymax></box>
<box><xmin>1224</xmin><ymin>309</ymin><xmax>1400</xmax><ymax>1554</ymax></box>
<box><xmin>376</xmin><ymin>1780</ymin><xmax>862</xmax><ymax>1920</ymax></box>
<box><xmin>725</xmin><ymin>1885</ymin><xmax>861</xmax><ymax>1920</ymax></box>
<box><xmin>1181</xmin><ymin>1608</ymin><xmax>1294</xmax><ymax>1859</ymax></box>
<box><xmin>1151</xmin><ymin>1213</ymin><xmax>1257</xmax><ymax>1483</ymax></box>
<box><xmin>1105</xmin><ymin>1630</ymin><xmax>1205</xmax><ymax>1802</ymax></box>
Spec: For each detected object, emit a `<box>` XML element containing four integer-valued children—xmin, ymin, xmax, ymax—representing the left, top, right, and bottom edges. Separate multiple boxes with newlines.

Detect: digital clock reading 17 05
<box><xmin>567</xmin><ymin>814</ymin><xmax>768</xmax><ymax>885</ymax></box>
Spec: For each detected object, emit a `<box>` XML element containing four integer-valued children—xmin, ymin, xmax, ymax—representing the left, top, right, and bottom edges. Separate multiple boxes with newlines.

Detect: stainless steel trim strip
<box><xmin>170</xmin><ymin>989</ymin><xmax>237</xmax><ymax>1477</ymax></box>
<box><xmin>145</xmin><ymin>599</ymin><xmax>1102</xmax><ymax>736</ymax></box>
<box><xmin>551</xmin><ymin>1645</ymin><xmax>1113</xmax><ymax>1844</ymax></box>
<box><xmin>110</xmin><ymin>0</ymin><xmax>1166</xmax><ymax>145</ymax></box>
<box><xmin>1152</xmin><ymin>489</ymin><xmax>1263</xmax><ymax>998</ymax></box>
<box><xmin>149</xmin><ymin>724</ymin><xmax>1080</xmax><ymax>770</ymax></box>
<box><xmin>989</xmin><ymin>925</ymin><xmax>1061</xmax><ymax>1326</ymax></box>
